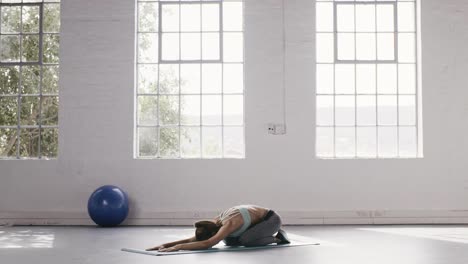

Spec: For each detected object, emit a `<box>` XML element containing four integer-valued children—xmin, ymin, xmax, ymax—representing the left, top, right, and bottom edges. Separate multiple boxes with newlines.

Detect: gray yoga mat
<box><xmin>122</xmin><ymin>241</ymin><xmax>320</xmax><ymax>256</ymax></box>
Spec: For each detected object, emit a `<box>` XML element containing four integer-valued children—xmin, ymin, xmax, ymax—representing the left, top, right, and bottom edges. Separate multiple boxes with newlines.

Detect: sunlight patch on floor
<box><xmin>0</xmin><ymin>229</ymin><xmax>55</xmax><ymax>248</ymax></box>
<box><xmin>360</xmin><ymin>227</ymin><xmax>468</xmax><ymax>244</ymax></box>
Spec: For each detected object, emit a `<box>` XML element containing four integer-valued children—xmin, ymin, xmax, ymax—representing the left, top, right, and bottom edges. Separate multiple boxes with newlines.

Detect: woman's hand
<box><xmin>146</xmin><ymin>244</ymin><xmax>166</xmax><ymax>251</ymax></box>
<box><xmin>158</xmin><ymin>244</ymin><xmax>181</xmax><ymax>252</ymax></box>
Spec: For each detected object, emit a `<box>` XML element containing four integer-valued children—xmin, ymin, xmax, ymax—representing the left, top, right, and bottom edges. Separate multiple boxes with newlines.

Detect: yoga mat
<box><xmin>122</xmin><ymin>241</ymin><xmax>320</xmax><ymax>256</ymax></box>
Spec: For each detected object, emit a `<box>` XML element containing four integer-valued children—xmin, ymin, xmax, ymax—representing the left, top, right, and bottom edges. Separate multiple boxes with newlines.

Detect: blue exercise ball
<box><xmin>87</xmin><ymin>185</ymin><xmax>129</xmax><ymax>227</ymax></box>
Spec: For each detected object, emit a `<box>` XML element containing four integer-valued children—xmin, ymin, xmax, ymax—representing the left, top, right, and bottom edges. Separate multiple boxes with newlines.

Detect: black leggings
<box><xmin>223</xmin><ymin>210</ymin><xmax>282</xmax><ymax>247</ymax></box>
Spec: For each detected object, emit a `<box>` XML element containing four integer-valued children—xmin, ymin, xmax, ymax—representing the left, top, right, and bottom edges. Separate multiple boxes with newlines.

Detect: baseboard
<box><xmin>2</xmin><ymin>210</ymin><xmax>468</xmax><ymax>226</ymax></box>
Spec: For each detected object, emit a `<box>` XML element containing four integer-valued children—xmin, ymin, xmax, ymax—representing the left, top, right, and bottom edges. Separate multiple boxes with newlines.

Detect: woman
<box><xmin>146</xmin><ymin>205</ymin><xmax>290</xmax><ymax>252</ymax></box>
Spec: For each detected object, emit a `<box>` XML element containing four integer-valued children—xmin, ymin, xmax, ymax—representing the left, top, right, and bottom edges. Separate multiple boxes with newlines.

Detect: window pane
<box><xmin>377</xmin><ymin>33</ymin><xmax>394</xmax><ymax>60</ymax></box>
<box><xmin>138</xmin><ymin>96</ymin><xmax>158</xmax><ymax>126</ymax></box>
<box><xmin>335</xmin><ymin>64</ymin><xmax>355</xmax><ymax>94</ymax></box>
<box><xmin>316</xmin><ymin>95</ymin><xmax>334</xmax><ymax>126</ymax></box>
<box><xmin>377</xmin><ymin>64</ymin><xmax>397</xmax><ymax>94</ymax></box>
<box><xmin>336</xmin><ymin>4</ymin><xmax>354</xmax><ymax>32</ymax></box>
<box><xmin>138</xmin><ymin>64</ymin><xmax>158</xmax><ymax>94</ymax></box>
<box><xmin>181</xmin><ymin>126</ymin><xmax>200</xmax><ymax>158</ymax></box>
<box><xmin>43</xmin><ymin>4</ymin><xmax>60</xmax><ymax>33</ymax></box>
<box><xmin>316</xmin><ymin>127</ymin><xmax>334</xmax><ymax>158</ymax></box>
<box><xmin>181</xmin><ymin>95</ymin><xmax>200</xmax><ymax>125</ymax></box>
<box><xmin>202</xmin><ymin>32</ymin><xmax>220</xmax><ymax>60</ymax></box>
<box><xmin>181</xmin><ymin>4</ymin><xmax>201</xmax><ymax>32</ymax></box>
<box><xmin>356</xmin><ymin>64</ymin><xmax>376</xmax><ymax>94</ymax></box>
<box><xmin>224</xmin><ymin>126</ymin><xmax>244</xmax><ymax>158</ymax></box>
<box><xmin>223</xmin><ymin>33</ymin><xmax>243</xmax><ymax>62</ymax></box>
<box><xmin>161</xmin><ymin>33</ymin><xmax>180</xmax><ymax>60</ymax></box>
<box><xmin>377</xmin><ymin>95</ymin><xmax>397</xmax><ymax>125</ymax></box>
<box><xmin>357</xmin><ymin>95</ymin><xmax>376</xmax><ymax>125</ymax></box>
<box><xmin>202</xmin><ymin>126</ymin><xmax>222</xmax><ymax>158</ymax></box>
<box><xmin>202</xmin><ymin>63</ymin><xmax>221</xmax><ymax>93</ymax></box>
<box><xmin>1</xmin><ymin>35</ymin><xmax>20</xmax><ymax>62</ymax></box>
<box><xmin>316</xmin><ymin>33</ymin><xmax>334</xmax><ymax>63</ymax></box>
<box><xmin>42</xmin><ymin>66</ymin><xmax>59</xmax><ymax>94</ymax></box>
<box><xmin>399</xmin><ymin>95</ymin><xmax>416</xmax><ymax>126</ymax></box>
<box><xmin>223</xmin><ymin>95</ymin><xmax>243</xmax><ymax>125</ymax></box>
<box><xmin>41</xmin><ymin>128</ymin><xmax>58</xmax><ymax>158</ymax></box>
<box><xmin>21</xmin><ymin>66</ymin><xmax>40</xmax><ymax>94</ymax></box>
<box><xmin>43</xmin><ymin>34</ymin><xmax>60</xmax><ymax>63</ymax></box>
<box><xmin>355</xmin><ymin>4</ymin><xmax>375</xmax><ymax>32</ymax></box>
<box><xmin>159</xmin><ymin>127</ymin><xmax>179</xmax><ymax>158</ymax></box>
<box><xmin>398</xmin><ymin>64</ymin><xmax>416</xmax><ymax>94</ymax></box>
<box><xmin>0</xmin><ymin>128</ymin><xmax>17</xmax><ymax>157</ymax></box>
<box><xmin>138</xmin><ymin>2</ymin><xmax>158</xmax><ymax>32</ymax></box>
<box><xmin>223</xmin><ymin>2</ymin><xmax>242</xmax><ymax>31</ymax></box>
<box><xmin>335</xmin><ymin>127</ymin><xmax>355</xmax><ymax>158</ymax></box>
<box><xmin>337</xmin><ymin>33</ymin><xmax>355</xmax><ymax>61</ymax></box>
<box><xmin>20</xmin><ymin>96</ymin><xmax>40</xmax><ymax>126</ymax></box>
<box><xmin>202</xmin><ymin>95</ymin><xmax>221</xmax><ymax>125</ymax></box>
<box><xmin>1</xmin><ymin>6</ymin><xmax>21</xmax><ymax>33</ymax></box>
<box><xmin>398</xmin><ymin>2</ymin><xmax>415</xmax><ymax>32</ymax></box>
<box><xmin>376</xmin><ymin>4</ymin><xmax>394</xmax><ymax>32</ymax></box>
<box><xmin>316</xmin><ymin>2</ymin><xmax>333</xmax><ymax>32</ymax></box>
<box><xmin>0</xmin><ymin>97</ymin><xmax>18</xmax><ymax>126</ymax></box>
<box><xmin>159</xmin><ymin>64</ymin><xmax>179</xmax><ymax>94</ymax></box>
<box><xmin>398</xmin><ymin>33</ymin><xmax>416</xmax><ymax>63</ymax></box>
<box><xmin>335</xmin><ymin>95</ymin><xmax>355</xmax><ymax>126</ymax></box>
<box><xmin>159</xmin><ymin>95</ymin><xmax>179</xmax><ymax>125</ymax></box>
<box><xmin>0</xmin><ymin>66</ymin><xmax>20</xmax><ymax>94</ymax></box>
<box><xmin>41</xmin><ymin>96</ymin><xmax>58</xmax><ymax>126</ymax></box>
<box><xmin>22</xmin><ymin>35</ymin><xmax>40</xmax><ymax>62</ymax></box>
<box><xmin>138</xmin><ymin>127</ymin><xmax>158</xmax><ymax>157</ymax></box>
<box><xmin>161</xmin><ymin>4</ymin><xmax>179</xmax><ymax>32</ymax></box>
<box><xmin>138</xmin><ymin>33</ymin><xmax>159</xmax><ymax>63</ymax></box>
<box><xmin>202</xmin><ymin>4</ymin><xmax>220</xmax><ymax>31</ymax></box>
<box><xmin>223</xmin><ymin>63</ymin><xmax>243</xmax><ymax>94</ymax></box>
<box><xmin>180</xmin><ymin>64</ymin><xmax>200</xmax><ymax>94</ymax></box>
<box><xmin>19</xmin><ymin>128</ymin><xmax>39</xmax><ymax>158</ymax></box>
<box><xmin>356</xmin><ymin>33</ymin><xmax>376</xmax><ymax>60</ymax></box>
<box><xmin>22</xmin><ymin>5</ymin><xmax>40</xmax><ymax>33</ymax></box>
<box><xmin>181</xmin><ymin>33</ymin><xmax>201</xmax><ymax>60</ymax></box>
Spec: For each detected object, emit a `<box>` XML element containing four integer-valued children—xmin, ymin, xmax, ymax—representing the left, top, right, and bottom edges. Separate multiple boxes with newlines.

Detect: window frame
<box><xmin>0</xmin><ymin>1</ymin><xmax>60</xmax><ymax>160</ymax></box>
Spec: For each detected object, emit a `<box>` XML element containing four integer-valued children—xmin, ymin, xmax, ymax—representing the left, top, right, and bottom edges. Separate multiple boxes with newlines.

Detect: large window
<box><xmin>316</xmin><ymin>0</ymin><xmax>422</xmax><ymax>158</ymax></box>
<box><xmin>136</xmin><ymin>0</ymin><xmax>244</xmax><ymax>159</ymax></box>
<box><xmin>0</xmin><ymin>0</ymin><xmax>60</xmax><ymax>159</ymax></box>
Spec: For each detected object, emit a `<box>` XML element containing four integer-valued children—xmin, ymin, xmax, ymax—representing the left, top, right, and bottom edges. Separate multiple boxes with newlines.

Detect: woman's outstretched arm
<box><xmin>159</xmin><ymin>223</ymin><xmax>240</xmax><ymax>252</ymax></box>
<box><xmin>146</xmin><ymin>236</ymin><xmax>196</xmax><ymax>251</ymax></box>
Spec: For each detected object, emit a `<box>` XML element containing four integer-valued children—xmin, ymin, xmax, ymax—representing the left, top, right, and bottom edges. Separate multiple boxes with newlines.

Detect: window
<box><xmin>136</xmin><ymin>0</ymin><xmax>244</xmax><ymax>159</ymax></box>
<box><xmin>0</xmin><ymin>0</ymin><xmax>60</xmax><ymax>159</ymax></box>
<box><xmin>316</xmin><ymin>0</ymin><xmax>421</xmax><ymax>158</ymax></box>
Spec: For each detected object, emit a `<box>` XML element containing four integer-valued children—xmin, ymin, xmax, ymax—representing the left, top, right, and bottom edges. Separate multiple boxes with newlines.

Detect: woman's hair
<box><xmin>194</xmin><ymin>221</ymin><xmax>221</xmax><ymax>241</ymax></box>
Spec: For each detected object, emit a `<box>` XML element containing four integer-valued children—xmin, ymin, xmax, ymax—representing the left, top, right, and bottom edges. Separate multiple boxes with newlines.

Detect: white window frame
<box><xmin>315</xmin><ymin>0</ymin><xmax>422</xmax><ymax>159</ymax></box>
<box><xmin>0</xmin><ymin>1</ymin><xmax>60</xmax><ymax>160</ymax></box>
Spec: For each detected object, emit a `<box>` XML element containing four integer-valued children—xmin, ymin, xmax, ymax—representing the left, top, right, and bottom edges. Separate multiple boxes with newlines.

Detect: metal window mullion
<box><xmin>38</xmin><ymin>3</ymin><xmax>44</xmax><ymax>159</ymax></box>
<box><xmin>199</xmin><ymin>2</ymin><xmax>203</xmax><ymax>158</ymax></box>
<box><xmin>353</xmin><ymin>3</ymin><xmax>357</xmax><ymax>158</ymax></box>
<box><xmin>178</xmin><ymin>2</ymin><xmax>181</xmax><ymax>158</ymax></box>
<box><xmin>414</xmin><ymin>0</ymin><xmax>420</xmax><ymax>157</ymax></box>
<box><xmin>374</xmin><ymin>3</ymin><xmax>379</xmax><ymax>158</ymax></box>
<box><xmin>220</xmin><ymin>1</ymin><xmax>224</xmax><ymax>158</ymax></box>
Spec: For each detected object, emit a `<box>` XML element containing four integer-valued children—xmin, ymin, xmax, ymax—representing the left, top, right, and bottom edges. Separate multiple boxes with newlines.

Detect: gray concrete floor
<box><xmin>1</xmin><ymin>225</ymin><xmax>468</xmax><ymax>264</ymax></box>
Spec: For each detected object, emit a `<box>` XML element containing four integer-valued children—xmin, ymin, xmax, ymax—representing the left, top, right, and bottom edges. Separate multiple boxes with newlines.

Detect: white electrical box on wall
<box><xmin>267</xmin><ymin>123</ymin><xmax>287</xmax><ymax>135</ymax></box>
